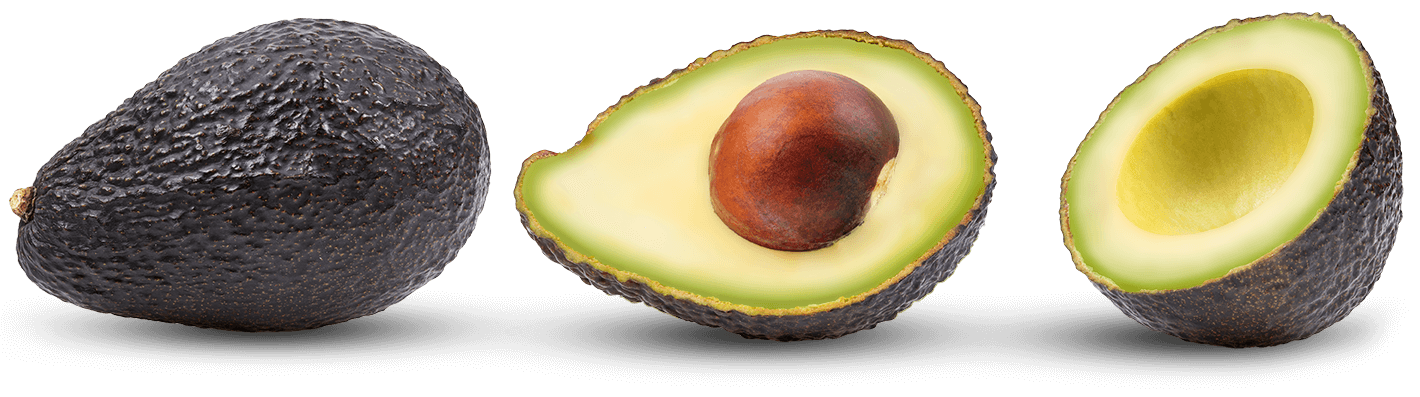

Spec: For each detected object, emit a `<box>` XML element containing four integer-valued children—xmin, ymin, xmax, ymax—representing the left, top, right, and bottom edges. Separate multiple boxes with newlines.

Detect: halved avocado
<box><xmin>516</xmin><ymin>31</ymin><xmax>994</xmax><ymax>341</ymax></box>
<box><xmin>1061</xmin><ymin>14</ymin><xmax>1401</xmax><ymax>347</ymax></box>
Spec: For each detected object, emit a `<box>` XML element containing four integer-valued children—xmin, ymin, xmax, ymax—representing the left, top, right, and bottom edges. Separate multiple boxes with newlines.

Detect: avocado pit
<box><xmin>709</xmin><ymin>70</ymin><xmax>899</xmax><ymax>251</ymax></box>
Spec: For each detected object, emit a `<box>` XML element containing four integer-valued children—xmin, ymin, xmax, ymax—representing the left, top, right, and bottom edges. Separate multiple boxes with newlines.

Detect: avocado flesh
<box><xmin>520</xmin><ymin>35</ymin><xmax>987</xmax><ymax>311</ymax></box>
<box><xmin>1120</xmin><ymin>69</ymin><xmax>1313</xmax><ymax>236</ymax></box>
<box><xmin>1065</xmin><ymin>17</ymin><xmax>1369</xmax><ymax>292</ymax></box>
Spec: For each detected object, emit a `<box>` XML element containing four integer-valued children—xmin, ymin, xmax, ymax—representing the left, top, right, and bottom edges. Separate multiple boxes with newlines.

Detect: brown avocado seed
<box><xmin>709</xmin><ymin>70</ymin><xmax>899</xmax><ymax>252</ymax></box>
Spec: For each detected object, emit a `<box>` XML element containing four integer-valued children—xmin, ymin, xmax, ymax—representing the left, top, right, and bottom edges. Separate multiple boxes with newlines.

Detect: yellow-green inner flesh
<box><xmin>523</xmin><ymin>36</ymin><xmax>986</xmax><ymax>309</ymax></box>
<box><xmin>1067</xmin><ymin>16</ymin><xmax>1368</xmax><ymax>292</ymax></box>
<box><xmin>1118</xmin><ymin>69</ymin><xmax>1313</xmax><ymax>235</ymax></box>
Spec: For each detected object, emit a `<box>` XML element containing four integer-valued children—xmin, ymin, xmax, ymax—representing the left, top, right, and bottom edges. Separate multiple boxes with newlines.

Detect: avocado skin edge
<box><xmin>1073</xmin><ymin>18</ymin><xmax>1402</xmax><ymax>347</ymax></box>
<box><xmin>16</xmin><ymin>19</ymin><xmax>489</xmax><ymax>331</ymax></box>
<box><xmin>520</xmin><ymin>172</ymin><xmax>992</xmax><ymax>341</ymax></box>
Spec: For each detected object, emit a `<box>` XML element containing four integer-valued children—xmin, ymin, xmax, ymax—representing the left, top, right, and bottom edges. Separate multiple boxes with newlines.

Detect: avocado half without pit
<box><xmin>12</xmin><ymin>19</ymin><xmax>490</xmax><ymax>331</ymax></box>
<box><xmin>1061</xmin><ymin>14</ymin><xmax>1401</xmax><ymax>347</ymax></box>
<box><xmin>516</xmin><ymin>31</ymin><xmax>995</xmax><ymax>341</ymax></box>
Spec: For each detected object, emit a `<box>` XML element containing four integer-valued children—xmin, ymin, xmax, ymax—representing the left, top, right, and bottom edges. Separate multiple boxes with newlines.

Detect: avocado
<box><xmin>12</xmin><ymin>19</ymin><xmax>490</xmax><ymax>331</ymax></box>
<box><xmin>516</xmin><ymin>31</ymin><xmax>995</xmax><ymax>341</ymax></box>
<box><xmin>1060</xmin><ymin>14</ymin><xmax>1400</xmax><ymax>347</ymax></box>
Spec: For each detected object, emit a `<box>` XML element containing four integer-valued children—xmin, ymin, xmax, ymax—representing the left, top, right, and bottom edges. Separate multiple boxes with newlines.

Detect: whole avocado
<box><xmin>12</xmin><ymin>19</ymin><xmax>489</xmax><ymax>331</ymax></box>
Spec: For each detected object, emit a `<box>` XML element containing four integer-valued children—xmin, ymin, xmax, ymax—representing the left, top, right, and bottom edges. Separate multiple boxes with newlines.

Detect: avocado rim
<box><xmin>1059</xmin><ymin>13</ymin><xmax>1401</xmax><ymax>347</ymax></box>
<box><xmin>514</xmin><ymin>30</ymin><xmax>996</xmax><ymax>340</ymax></box>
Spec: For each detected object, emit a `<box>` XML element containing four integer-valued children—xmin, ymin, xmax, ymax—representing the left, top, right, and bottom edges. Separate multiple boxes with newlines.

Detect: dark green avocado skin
<box><xmin>16</xmin><ymin>19</ymin><xmax>489</xmax><ymax>331</ymax></box>
<box><xmin>1097</xmin><ymin>69</ymin><xmax>1401</xmax><ymax>348</ymax></box>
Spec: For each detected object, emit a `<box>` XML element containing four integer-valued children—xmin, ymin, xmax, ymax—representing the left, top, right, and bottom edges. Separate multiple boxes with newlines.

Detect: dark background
<box><xmin>5</xmin><ymin>8</ymin><xmax>1408</xmax><ymax>371</ymax></box>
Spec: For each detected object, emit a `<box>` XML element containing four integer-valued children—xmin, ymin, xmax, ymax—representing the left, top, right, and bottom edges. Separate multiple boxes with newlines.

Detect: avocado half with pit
<box><xmin>1061</xmin><ymin>14</ymin><xmax>1401</xmax><ymax>347</ymax></box>
<box><xmin>516</xmin><ymin>31</ymin><xmax>994</xmax><ymax>341</ymax></box>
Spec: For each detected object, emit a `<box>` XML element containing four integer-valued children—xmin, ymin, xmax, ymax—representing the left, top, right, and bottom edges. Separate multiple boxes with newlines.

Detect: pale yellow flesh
<box><xmin>522</xmin><ymin>36</ymin><xmax>985</xmax><ymax>309</ymax></box>
<box><xmin>1118</xmin><ymin>69</ymin><xmax>1313</xmax><ymax>236</ymax></box>
<box><xmin>1066</xmin><ymin>16</ymin><xmax>1368</xmax><ymax>292</ymax></box>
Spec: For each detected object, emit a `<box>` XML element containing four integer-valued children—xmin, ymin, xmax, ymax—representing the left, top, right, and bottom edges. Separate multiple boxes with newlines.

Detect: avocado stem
<box><xmin>11</xmin><ymin>187</ymin><xmax>33</xmax><ymax>221</ymax></box>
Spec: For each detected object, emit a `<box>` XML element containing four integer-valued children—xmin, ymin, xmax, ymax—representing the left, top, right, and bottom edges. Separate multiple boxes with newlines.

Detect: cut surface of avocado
<box><xmin>519</xmin><ymin>33</ymin><xmax>988</xmax><ymax>311</ymax></box>
<box><xmin>1118</xmin><ymin>69</ymin><xmax>1313</xmax><ymax>236</ymax></box>
<box><xmin>1063</xmin><ymin>13</ymin><xmax>1397</xmax><ymax>348</ymax></box>
<box><xmin>1064</xmin><ymin>16</ymin><xmax>1371</xmax><ymax>292</ymax></box>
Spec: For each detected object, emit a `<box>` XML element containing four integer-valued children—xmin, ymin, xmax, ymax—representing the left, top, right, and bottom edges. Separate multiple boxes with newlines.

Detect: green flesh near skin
<box><xmin>522</xmin><ymin>36</ymin><xmax>986</xmax><ymax>309</ymax></box>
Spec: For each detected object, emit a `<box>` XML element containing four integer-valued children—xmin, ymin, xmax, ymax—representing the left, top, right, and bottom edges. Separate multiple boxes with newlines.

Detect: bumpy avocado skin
<box><xmin>521</xmin><ymin>147</ymin><xmax>995</xmax><ymax>342</ymax></box>
<box><xmin>15</xmin><ymin>19</ymin><xmax>489</xmax><ymax>331</ymax></box>
<box><xmin>1098</xmin><ymin>68</ymin><xmax>1400</xmax><ymax>348</ymax></box>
